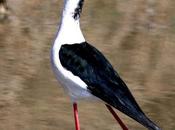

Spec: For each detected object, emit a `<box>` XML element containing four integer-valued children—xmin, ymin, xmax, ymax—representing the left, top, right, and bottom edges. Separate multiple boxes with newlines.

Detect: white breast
<box><xmin>51</xmin><ymin>41</ymin><xmax>97</xmax><ymax>101</ymax></box>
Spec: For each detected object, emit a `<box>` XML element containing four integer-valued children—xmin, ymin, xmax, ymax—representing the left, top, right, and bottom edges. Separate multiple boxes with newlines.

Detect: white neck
<box><xmin>55</xmin><ymin>0</ymin><xmax>85</xmax><ymax>44</ymax></box>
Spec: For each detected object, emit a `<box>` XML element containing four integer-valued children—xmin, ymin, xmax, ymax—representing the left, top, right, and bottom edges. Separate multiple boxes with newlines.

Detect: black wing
<box><xmin>59</xmin><ymin>42</ymin><xmax>160</xmax><ymax>130</ymax></box>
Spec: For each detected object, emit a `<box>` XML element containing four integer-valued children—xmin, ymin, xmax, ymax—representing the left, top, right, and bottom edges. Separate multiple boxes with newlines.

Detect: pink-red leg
<box><xmin>73</xmin><ymin>102</ymin><xmax>80</xmax><ymax>130</ymax></box>
<box><xmin>106</xmin><ymin>104</ymin><xmax>129</xmax><ymax>130</ymax></box>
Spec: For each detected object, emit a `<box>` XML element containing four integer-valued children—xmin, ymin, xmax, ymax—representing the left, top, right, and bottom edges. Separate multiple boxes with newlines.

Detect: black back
<box><xmin>59</xmin><ymin>42</ymin><xmax>160</xmax><ymax>130</ymax></box>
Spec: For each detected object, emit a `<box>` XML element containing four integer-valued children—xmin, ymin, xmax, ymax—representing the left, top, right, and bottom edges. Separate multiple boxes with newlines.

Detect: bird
<box><xmin>50</xmin><ymin>0</ymin><xmax>161</xmax><ymax>130</ymax></box>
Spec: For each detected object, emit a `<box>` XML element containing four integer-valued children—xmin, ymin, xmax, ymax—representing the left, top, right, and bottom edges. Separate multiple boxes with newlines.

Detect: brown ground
<box><xmin>0</xmin><ymin>0</ymin><xmax>175</xmax><ymax>130</ymax></box>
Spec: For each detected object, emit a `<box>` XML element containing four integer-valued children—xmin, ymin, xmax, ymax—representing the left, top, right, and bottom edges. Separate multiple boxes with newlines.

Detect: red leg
<box><xmin>106</xmin><ymin>104</ymin><xmax>129</xmax><ymax>130</ymax></box>
<box><xmin>73</xmin><ymin>102</ymin><xmax>80</xmax><ymax>130</ymax></box>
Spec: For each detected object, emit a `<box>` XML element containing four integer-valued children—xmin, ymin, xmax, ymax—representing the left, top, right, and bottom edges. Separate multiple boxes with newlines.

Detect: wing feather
<box><xmin>59</xmin><ymin>42</ymin><xmax>160</xmax><ymax>130</ymax></box>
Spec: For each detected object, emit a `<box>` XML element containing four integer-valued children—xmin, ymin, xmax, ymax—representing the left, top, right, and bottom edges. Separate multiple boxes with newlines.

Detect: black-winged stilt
<box><xmin>51</xmin><ymin>0</ymin><xmax>161</xmax><ymax>130</ymax></box>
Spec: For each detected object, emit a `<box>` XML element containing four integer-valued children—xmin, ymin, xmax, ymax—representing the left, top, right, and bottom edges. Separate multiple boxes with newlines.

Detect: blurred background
<box><xmin>0</xmin><ymin>0</ymin><xmax>175</xmax><ymax>130</ymax></box>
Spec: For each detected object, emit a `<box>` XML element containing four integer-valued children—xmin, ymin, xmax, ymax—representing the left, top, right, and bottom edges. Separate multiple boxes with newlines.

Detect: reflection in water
<box><xmin>0</xmin><ymin>0</ymin><xmax>175</xmax><ymax>130</ymax></box>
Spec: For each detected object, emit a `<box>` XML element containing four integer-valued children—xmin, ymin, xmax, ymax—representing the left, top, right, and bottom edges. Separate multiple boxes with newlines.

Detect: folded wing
<box><xmin>59</xmin><ymin>42</ymin><xmax>160</xmax><ymax>130</ymax></box>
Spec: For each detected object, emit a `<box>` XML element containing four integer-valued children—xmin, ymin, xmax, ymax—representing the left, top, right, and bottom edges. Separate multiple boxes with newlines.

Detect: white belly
<box><xmin>51</xmin><ymin>45</ymin><xmax>97</xmax><ymax>101</ymax></box>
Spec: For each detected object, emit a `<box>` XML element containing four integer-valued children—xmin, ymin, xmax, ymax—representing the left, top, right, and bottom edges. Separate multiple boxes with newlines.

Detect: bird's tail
<box><xmin>111</xmin><ymin>99</ymin><xmax>161</xmax><ymax>130</ymax></box>
<box><xmin>133</xmin><ymin>112</ymin><xmax>161</xmax><ymax>130</ymax></box>
<box><xmin>107</xmin><ymin>80</ymin><xmax>162</xmax><ymax>130</ymax></box>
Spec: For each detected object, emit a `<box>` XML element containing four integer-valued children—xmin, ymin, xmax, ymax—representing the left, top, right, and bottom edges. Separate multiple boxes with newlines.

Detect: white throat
<box><xmin>55</xmin><ymin>0</ymin><xmax>85</xmax><ymax>45</ymax></box>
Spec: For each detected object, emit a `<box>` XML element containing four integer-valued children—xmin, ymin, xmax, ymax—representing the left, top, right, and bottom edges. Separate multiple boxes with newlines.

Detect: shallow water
<box><xmin>0</xmin><ymin>0</ymin><xmax>175</xmax><ymax>130</ymax></box>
